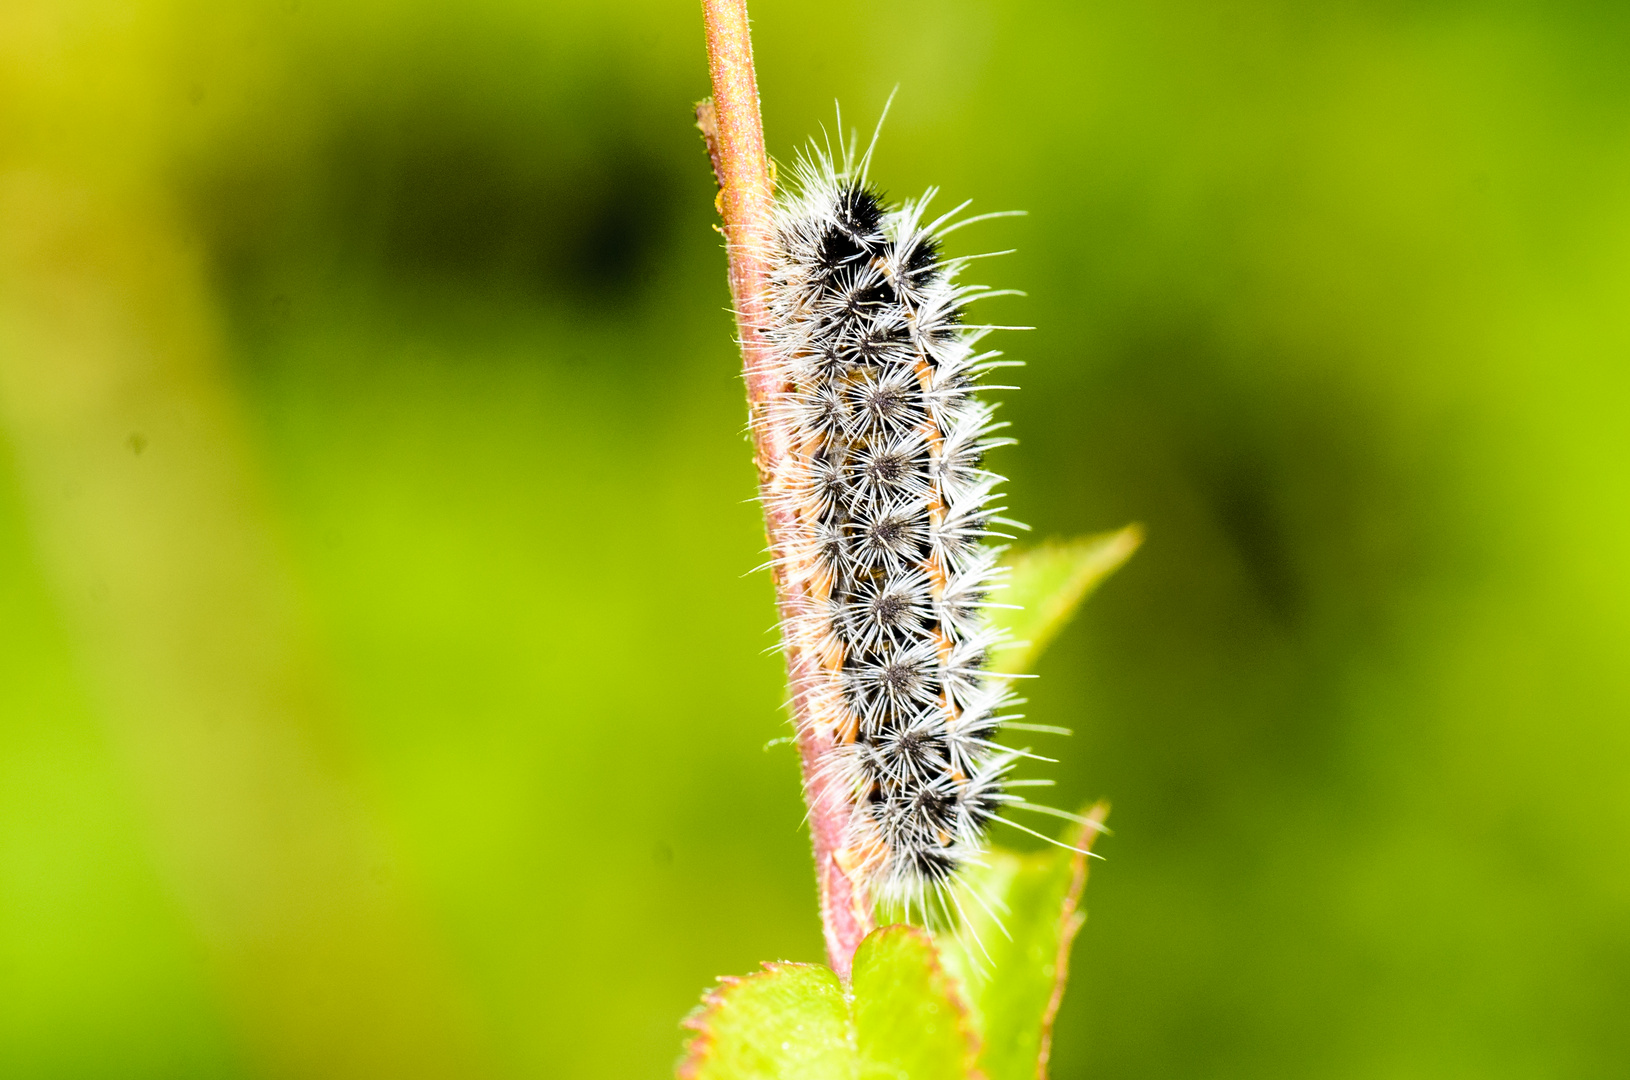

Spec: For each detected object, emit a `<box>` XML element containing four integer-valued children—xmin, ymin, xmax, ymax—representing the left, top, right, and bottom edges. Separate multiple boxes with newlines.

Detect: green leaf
<box><xmin>852</xmin><ymin>925</ymin><xmax>981</xmax><ymax>1079</ymax></box>
<box><xmin>679</xmin><ymin>810</ymin><xmax>1105</xmax><ymax>1080</ymax></box>
<box><xmin>938</xmin><ymin>805</ymin><xmax>1108</xmax><ymax>1080</ymax></box>
<box><xmin>989</xmin><ymin>526</ymin><xmax>1142</xmax><ymax>675</ymax></box>
<box><xmin>679</xmin><ymin>926</ymin><xmax>980</xmax><ymax>1080</ymax></box>
<box><xmin>678</xmin><ymin>961</ymin><xmax>853</xmax><ymax>1080</ymax></box>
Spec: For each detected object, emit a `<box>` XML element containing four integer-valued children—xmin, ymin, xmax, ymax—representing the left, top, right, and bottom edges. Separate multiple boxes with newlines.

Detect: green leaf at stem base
<box><xmin>679</xmin><ymin>926</ymin><xmax>979</xmax><ymax>1080</ymax></box>
<box><xmin>678</xmin><ymin>811</ymin><xmax>1105</xmax><ymax>1080</ymax></box>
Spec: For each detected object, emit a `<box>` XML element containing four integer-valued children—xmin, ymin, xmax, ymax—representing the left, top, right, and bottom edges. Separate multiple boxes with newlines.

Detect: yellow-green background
<box><xmin>2</xmin><ymin>1</ymin><xmax>1627</xmax><ymax>1077</ymax></box>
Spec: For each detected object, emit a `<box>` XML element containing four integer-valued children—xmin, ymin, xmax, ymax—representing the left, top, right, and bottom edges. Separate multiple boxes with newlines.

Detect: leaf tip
<box><xmin>990</xmin><ymin>525</ymin><xmax>1143</xmax><ymax>675</ymax></box>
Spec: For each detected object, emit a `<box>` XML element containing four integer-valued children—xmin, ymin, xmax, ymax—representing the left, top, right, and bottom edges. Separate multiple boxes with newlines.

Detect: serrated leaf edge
<box><xmin>676</xmin><ymin>961</ymin><xmax>835</xmax><ymax>1080</ymax></box>
<box><xmin>1034</xmin><ymin>803</ymin><xmax>1109</xmax><ymax>1080</ymax></box>
<box><xmin>674</xmin><ymin>823</ymin><xmax>1105</xmax><ymax>1080</ymax></box>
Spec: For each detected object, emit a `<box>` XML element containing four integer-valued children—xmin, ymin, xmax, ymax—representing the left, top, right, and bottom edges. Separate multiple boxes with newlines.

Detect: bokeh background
<box><xmin>3</xmin><ymin>1</ymin><xmax>1628</xmax><ymax>1077</ymax></box>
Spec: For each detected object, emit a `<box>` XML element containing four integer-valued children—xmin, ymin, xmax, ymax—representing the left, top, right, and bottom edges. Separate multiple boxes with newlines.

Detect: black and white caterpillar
<box><xmin>763</xmin><ymin>130</ymin><xmax>1047</xmax><ymax>919</ymax></box>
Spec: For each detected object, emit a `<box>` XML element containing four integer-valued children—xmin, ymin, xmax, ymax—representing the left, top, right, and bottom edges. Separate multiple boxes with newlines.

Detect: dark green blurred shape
<box><xmin>2</xmin><ymin>1</ymin><xmax>1628</xmax><ymax>1077</ymax></box>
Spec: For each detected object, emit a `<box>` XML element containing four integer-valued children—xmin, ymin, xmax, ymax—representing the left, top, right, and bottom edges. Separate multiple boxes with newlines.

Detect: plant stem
<box><xmin>699</xmin><ymin>0</ymin><xmax>874</xmax><ymax>980</ymax></box>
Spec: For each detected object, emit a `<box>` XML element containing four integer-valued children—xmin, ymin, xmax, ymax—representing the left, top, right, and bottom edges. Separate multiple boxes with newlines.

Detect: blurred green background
<box><xmin>2</xmin><ymin>0</ymin><xmax>1628</xmax><ymax>1077</ymax></box>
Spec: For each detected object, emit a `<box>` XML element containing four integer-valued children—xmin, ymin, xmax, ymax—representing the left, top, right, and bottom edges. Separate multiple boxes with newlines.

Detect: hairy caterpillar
<box><xmin>761</xmin><ymin>119</ymin><xmax>1062</xmax><ymax>923</ymax></box>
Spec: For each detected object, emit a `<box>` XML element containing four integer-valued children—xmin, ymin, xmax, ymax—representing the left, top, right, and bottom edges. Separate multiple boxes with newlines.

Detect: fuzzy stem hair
<box><xmin>699</xmin><ymin>0</ymin><xmax>875</xmax><ymax>980</ymax></box>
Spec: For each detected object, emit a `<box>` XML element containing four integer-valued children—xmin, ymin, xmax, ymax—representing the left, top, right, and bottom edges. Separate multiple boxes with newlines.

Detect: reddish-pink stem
<box><xmin>700</xmin><ymin>0</ymin><xmax>873</xmax><ymax>979</ymax></box>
